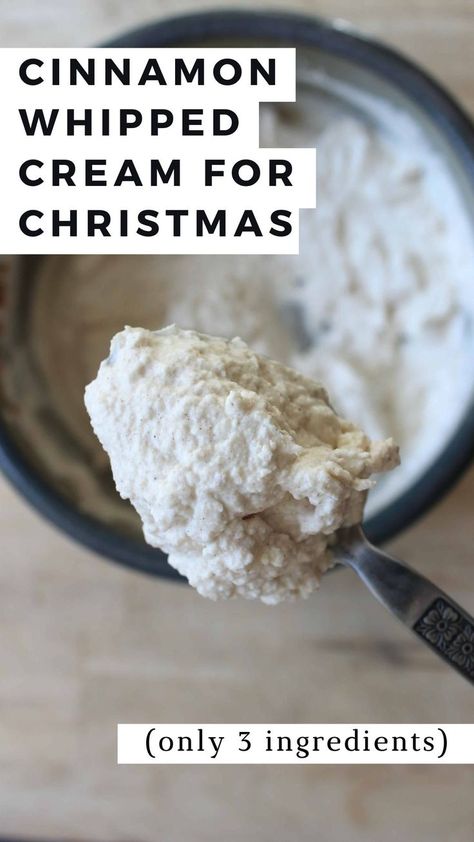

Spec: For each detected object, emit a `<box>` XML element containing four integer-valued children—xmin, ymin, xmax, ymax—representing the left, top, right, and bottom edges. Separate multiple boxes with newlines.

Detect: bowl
<box><xmin>1</xmin><ymin>10</ymin><xmax>474</xmax><ymax>581</ymax></box>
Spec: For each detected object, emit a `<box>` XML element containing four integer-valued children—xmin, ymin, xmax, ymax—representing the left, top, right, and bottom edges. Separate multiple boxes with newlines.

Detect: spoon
<box><xmin>334</xmin><ymin>526</ymin><xmax>474</xmax><ymax>684</ymax></box>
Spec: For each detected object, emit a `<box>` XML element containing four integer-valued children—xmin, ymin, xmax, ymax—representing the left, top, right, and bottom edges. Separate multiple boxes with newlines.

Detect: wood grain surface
<box><xmin>0</xmin><ymin>1</ymin><xmax>473</xmax><ymax>840</ymax></box>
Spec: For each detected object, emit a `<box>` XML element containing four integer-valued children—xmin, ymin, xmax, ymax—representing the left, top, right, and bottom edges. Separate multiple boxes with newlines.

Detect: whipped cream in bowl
<box><xmin>1</xmin><ymin>12</ymin><xmax>473</xmax><ymax>578</ymax></box>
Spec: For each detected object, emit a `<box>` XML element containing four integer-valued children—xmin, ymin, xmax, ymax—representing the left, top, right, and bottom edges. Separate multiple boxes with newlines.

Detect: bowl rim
<box><xmin>1</xmin><ymin>8</ymin><xmax>474</xmax><ymax>580</ymax></box>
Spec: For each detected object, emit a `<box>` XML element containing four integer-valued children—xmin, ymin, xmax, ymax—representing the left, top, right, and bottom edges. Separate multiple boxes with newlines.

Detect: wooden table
<box><xmin>0</xmin><ymin>2</ymin><xmax>473</xmax><ymax>840</ymax></box>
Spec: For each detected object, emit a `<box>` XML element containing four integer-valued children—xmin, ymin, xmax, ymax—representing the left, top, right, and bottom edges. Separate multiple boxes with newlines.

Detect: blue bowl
<box><xmin>1</xmin><ymin>10</ymin><xmax>473</xmax><ymax>580</ymax></box>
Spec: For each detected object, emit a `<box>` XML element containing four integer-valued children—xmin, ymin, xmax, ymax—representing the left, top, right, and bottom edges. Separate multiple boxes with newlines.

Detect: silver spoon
<box><xmin>334</xmin><ymin>526</ymin><xmax>474</xmax><ymax>685</ymax></box>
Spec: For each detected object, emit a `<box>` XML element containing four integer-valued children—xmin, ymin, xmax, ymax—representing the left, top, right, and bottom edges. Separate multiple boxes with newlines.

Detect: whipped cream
<box><xmin>85</xmin><ymin>326</ymin><xmax>398</xmax><ymax>603</ymax></box>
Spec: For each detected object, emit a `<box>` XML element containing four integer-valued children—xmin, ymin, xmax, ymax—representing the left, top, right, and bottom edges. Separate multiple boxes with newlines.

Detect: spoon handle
<box><xmin>335</xmin><ymin>527</ymin><xmax>474</xmax><ymax>685</ymax></box>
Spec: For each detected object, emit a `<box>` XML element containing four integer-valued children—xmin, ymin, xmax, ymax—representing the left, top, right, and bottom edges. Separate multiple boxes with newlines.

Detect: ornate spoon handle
<box><xmin>335</xmin><ymin>527</ymin><xmax>474</xmax><ymax>685</ymax></box>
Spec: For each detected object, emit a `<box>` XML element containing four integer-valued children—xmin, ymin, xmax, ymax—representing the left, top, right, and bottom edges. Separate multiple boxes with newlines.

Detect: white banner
<box><xmin>0</xmin><ymin>47</ymin><xmax>316</xmax><ymax>254</ymax></box>
<box><xmin>117</xmin><ymin>724</ymin><xmax>474</xmax><ymax>764</ymax></box>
